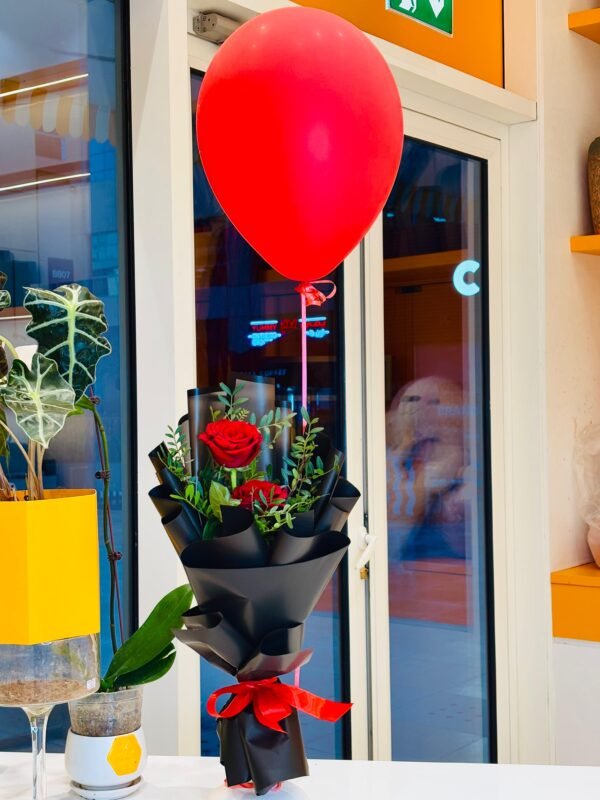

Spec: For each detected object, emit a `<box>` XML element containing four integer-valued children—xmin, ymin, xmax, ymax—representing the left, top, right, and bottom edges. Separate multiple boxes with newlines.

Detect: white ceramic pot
<box><xmin>65</xmin><ymin>727</ymin><xmax>147</xmax><ymax>799</ymax></box>
<box><xmin>66</xmin><ymin>687</ymin><xmax>147</xmax><ymax>799</ymax></box>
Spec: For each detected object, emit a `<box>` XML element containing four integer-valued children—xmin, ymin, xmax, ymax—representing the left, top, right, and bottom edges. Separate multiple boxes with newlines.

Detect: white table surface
<box><xmin>1</xmin><ymin>753</ymin><xmax>599</xmax><ymax>799</ymax></box>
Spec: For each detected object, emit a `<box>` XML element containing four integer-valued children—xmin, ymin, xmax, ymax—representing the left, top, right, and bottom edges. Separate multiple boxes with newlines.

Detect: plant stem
<box><xmin>230</xmin><ymin>469</ymin><xmax>237</xmax><ymax>490</ymax></box>
<box><xmin>0</xmin><ymin>462</ymin><xmax>15</xmax><ymax>500</ymax></box>
<box><xmin>88</xmin><ymin>391</ymin><xmax>124</xmax><ymax>655</ymax></box>
<box><xmin>0</xmin><ymin>335</ymin><xmax>18</xmax><ymax>361</ymax></box>
<box><xmin>0</xmin><ymin>420</ymin><xmax>39</xmax><ymax>493</ymax></box>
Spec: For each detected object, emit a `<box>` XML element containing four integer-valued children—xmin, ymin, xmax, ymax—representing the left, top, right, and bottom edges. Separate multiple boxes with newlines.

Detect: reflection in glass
<box><xmin>383</xmin><ymin>139</ymin><xmax>493</xmax><ymax>762</ymax></box>
<box><xmin>191</xmin><ymin>71</ymin><xmax>347</xmax><ymax>759</ymax></box>
<box><xmin>0</xmin><ymin>0</ymin><xmax>132</xmax><ymax>750</ymax></box>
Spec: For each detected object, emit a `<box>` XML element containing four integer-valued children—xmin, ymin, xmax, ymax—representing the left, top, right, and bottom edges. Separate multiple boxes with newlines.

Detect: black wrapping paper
<box><xmin>217</xmin><ymin>706</ymin><xmax>308</xmax><ymax>796</ymax></box>
<box><xmin>149</xmin><ymin>398</ymin><xmax>360</xmax><ymax>795</ymax></box>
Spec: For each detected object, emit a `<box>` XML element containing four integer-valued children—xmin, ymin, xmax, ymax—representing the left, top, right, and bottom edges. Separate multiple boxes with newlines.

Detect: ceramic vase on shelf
<box><xmin>588</xmin><ymin>137</ymin><xmax>600</xmax><ymax>234</ymax></box>
<box><xmin>587</xmin><ymin>525</ymin><xmax>600</xmax><ymax>568</ymax></box>
<box><xmin>66</xmin><ymin>687</ymin><xmax>147</xmax><ymax>800</ymax></box>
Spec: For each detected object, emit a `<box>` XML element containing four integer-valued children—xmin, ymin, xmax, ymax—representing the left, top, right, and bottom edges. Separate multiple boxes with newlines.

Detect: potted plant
<box><xmin>0</xmin><ymin>275</ymin><xmax>113</xmax><ymax>645</ymax></box>
<box><xmin>0</xmin><ymin>275</ymin><xmax>115</xmax><ymax>800</ymax></box>
<box><xmin>65</xmin><ymin>584</ymin><xmax>193</xmax><ymax>799</ymax></box>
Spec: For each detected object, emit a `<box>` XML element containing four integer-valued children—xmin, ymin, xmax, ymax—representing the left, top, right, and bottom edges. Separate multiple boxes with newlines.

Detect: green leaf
<box><xmin>24</xmin><ymin>284</ymin><xmax>112</xmax><ymax>402</ymax></box>
<box><xmin>0</xmin><ymin>345</ymin><xmax>7</xmax><ymax>380</ymax></box>
<box><xmin>103</xmin><ymin>585</ymin><xmax>193</xmax><ymax>690</ymax></box>
<box><xmin>3</xmin><ymin>354</ymin><xmax>76</xmax><ymax>448</ymax></box>
<box><xmin>112</xmin><ymin>645</ymin><xmax>177</xmax><ymax>690</ymax></box>
<box><xmin>0</xmin><ymin>272</ymin><xmax>10</xmax><ymax>312</ymax></box>
<box><xmin>203</xmin><ymin>516</ymin><xmax>220</xmax><ymax>541</ymax></box>
<box><xmin>209</xmin><ymin>480</ymin><xmax>240</xmax><ymax>521</ymax></box>
<box><xmin>301</xmin><ymin>407</ymin><xmax>310</xmax><ymax>425</ymax></box>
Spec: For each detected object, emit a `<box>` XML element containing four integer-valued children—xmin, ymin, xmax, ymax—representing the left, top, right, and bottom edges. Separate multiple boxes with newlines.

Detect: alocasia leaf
<box><xmin>0</xmin><ymin>272</ymin><xmax>10</xmax><ymax>312</ymax></box>
<box><xmin>24</xmin><ymin>284</ymin><xmax>111</xmax><ymax>401</ymax></box>
<box><xmin>0</xmin><ymin>273</ymin><xmax>10</xmax><ymax>378</ymax></box>
<box><xmin>3</xmin><ymin>354</ymin><xmax>76</xmax><ymax>448</ymax></box>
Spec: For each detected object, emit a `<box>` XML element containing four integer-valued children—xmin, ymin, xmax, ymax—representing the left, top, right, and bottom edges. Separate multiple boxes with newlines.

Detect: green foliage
<box><xmin>24</xmin><ymin>284</ymin><xmax>111</xmax><ymax>402</ymax></box>
<box><xmin>163</xmin><ymin>425</ymin><xmax>190</xmax><ymax>480</ymax></box>
<box><xmin>101</xmin><ymin>585</ymin><xmax>193</xmax><ymax>692</ymax></box>
<box><xmin>2</xmin><ymin>354</ymin><xmax>76</xmax><ymax>448</ymax></box>
<box><xmin>257</xmin><ymin>405</ymin><xmax>296</xmax><ymax>450</ymax></box>
<box><xmin>0</xmin><ymin>273</ymin><xmax>10</xmax><ymax>379</ymax></box>
<box><xmin>109</xmin><ymin>645</ymin><xmax>177</xmax><ymax>691</ymax></box>
<box><xmin>209</xmin><ymin>480</ymin><xmax>240</xmax><ymax>521</ymax></box>
<box><xmin>164</xmin><ymin>390</ymin><xmax>336</xmax><ymax>538</ymax></box>
<box><xmin>216</xmin><ymin>382</ymin><xmax>250</xmax><ymax>421</ymax></box>
<box><xmin>0</xmin><ymin>272</ymin><xmax>10</xmax><ymax>312</ymax></box>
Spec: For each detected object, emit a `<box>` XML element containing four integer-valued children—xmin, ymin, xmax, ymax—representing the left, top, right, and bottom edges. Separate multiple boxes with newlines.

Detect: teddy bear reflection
<box><xmin>386</xmin><ymin>376</ymin><xmax>474</xmax><ymax>560</ymax></box>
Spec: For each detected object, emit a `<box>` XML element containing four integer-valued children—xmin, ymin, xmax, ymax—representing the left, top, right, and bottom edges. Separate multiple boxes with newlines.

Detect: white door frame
<box><xmin>344</xmin><ymin>114</ymin><xmax>506</xmax><ymax>762</ymax></box>
<box><xmin>131</xmin><ymin>0</ymin><xmax>552</xmax><ymax>765</ymax></box>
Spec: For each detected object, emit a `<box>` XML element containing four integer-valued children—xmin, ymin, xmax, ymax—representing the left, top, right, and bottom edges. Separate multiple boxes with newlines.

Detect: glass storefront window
<box><xmin>0</xmin><ymin>0</ymin><xmax>133</xmax><ymax>751</ymax></box>
<box><xmin>383</xmin><ymin>138</ymin><xmax>493</xmax><ymax>762</ymax></box>
<box><xmin>191</xmin><ymin>70</ymin><xmax>348</xmax><ymax>759</ymax></box>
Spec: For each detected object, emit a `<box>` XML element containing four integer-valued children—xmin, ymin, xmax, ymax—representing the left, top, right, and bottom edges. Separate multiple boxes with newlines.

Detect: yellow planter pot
<box><xmin>0</xmin><ymin>489</ymin><xmax>100</xmax><ymax>645</ymax></box>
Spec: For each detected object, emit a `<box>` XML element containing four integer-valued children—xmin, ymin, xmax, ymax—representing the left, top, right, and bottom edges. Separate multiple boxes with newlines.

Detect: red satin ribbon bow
<box><xmin>207</xmin><ymin>677</ymin><xmax>352</xmax><ymax>734</ymax></box>
<box><xmin>295</xmin><ymin>281</ymin><xmax>337</xmax><ymax>307</ymax></box>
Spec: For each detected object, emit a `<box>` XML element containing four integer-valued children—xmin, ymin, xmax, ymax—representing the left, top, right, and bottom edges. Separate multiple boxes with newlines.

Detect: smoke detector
<box><xmin>193</xmin><ymin>12</ymin><xmax>240</xmax><ymax>44</ymax></box>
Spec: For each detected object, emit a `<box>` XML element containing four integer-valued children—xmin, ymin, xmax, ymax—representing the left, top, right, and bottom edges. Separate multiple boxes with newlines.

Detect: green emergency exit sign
<box><xmin>388</xmin><ymin>0</ymin><xmax>453</xmax><ymax>35</ymax></box>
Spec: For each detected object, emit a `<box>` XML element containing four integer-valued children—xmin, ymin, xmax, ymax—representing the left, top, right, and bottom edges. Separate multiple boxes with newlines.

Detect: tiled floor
<box><xmin>390</xmin><ymin>618</ymin><xmax>488</xmax><ymax>762</ymax></box>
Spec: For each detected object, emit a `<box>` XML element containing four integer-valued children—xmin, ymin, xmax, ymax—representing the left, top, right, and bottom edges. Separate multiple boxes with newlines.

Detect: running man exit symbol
<box><xmin>388</xmin><ymin>0</ymin><xmax>453</xmax><ymax>35</ymax></box>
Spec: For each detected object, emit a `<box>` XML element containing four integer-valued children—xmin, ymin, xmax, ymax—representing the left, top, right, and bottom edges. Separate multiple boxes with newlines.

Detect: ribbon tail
<box><xmin>284</xmin><ymin>684</ymin><xmax>353</xmax><ymax>723</ymax></box>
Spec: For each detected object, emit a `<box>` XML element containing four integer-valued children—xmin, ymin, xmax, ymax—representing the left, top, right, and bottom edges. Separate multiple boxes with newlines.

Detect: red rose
<box><xmin>199</xmin><ymin>419</ymin><xmax>263</xmax><ymax>469</ymax></box>
<box><xmin>232</xmin><ymin>479</ymin><xmax>289</xmax><ymax>511</ymax></box>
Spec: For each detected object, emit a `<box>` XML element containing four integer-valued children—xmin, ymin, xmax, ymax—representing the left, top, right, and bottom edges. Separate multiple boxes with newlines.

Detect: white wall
<box><xmin>540</xmin><ymin>0</ymin><xmax>600</xmax><ymax>572</ymax></box>
<box><xmin>537</xmin><ymin>0</ymin><xmax>600</xmax><ymax>767</ymax></box>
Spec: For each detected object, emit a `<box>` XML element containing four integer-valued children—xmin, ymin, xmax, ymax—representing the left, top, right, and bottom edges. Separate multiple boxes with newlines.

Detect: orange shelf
<box><xmin>570</xmin><ymin>235</ymin><xmax>600</xmax><ymax>255</ymax></box>
<box><xmin>552</xmin><ymin>563</ymin><xmax>600</xmax><ymax>641</ymax></box>
<box><xmin>569</xmin><ymin>8</ymin><xmax>600</xmax><ymax>43</ymax></box>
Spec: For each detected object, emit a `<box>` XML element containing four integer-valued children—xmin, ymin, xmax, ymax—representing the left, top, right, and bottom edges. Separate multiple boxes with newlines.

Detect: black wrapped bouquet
<box><xmin>148</xmin><ymin>378</ymin><xmax>360</xmax><ymax>794</ymax></box>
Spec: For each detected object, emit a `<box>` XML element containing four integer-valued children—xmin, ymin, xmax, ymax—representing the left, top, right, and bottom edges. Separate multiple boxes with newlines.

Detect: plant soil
<box><xmin>0</xmin><ymin>679</ymin><xmax>91</xmax><ymax>707</ymax></box>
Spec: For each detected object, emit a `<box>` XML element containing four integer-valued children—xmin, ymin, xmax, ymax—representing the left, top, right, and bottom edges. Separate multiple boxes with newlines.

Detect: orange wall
<box><xmin>293</xmin><ymin>0</ymin><xmax>504</xmax><ymax>87</ymax></box>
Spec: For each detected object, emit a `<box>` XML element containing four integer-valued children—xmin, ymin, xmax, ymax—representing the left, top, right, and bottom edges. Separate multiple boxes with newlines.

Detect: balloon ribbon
<box><xmin>292</xmin><ymin>280</ymin><xmax>337</xmax><ymax>690</ymax></box>
<box><xmin>207</xmin><ymin>676</ymin><xmax>351</xmax><ymax>734</ymax></box>
<box><xmin>295</xmin><ymin>281</ymin><xmax>337</xmax><ymax>427</ymax></box>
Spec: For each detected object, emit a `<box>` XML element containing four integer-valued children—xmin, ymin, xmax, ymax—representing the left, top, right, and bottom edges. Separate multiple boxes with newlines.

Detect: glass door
<box><xmin>357</xmin><ymin>112</ymin><xmax>501</xmax><ymax>763</ymax></box>
<box><xmin>383</xmin><ymin>139</ymin><xmax>492</xmax><ymax>762</ymax></box>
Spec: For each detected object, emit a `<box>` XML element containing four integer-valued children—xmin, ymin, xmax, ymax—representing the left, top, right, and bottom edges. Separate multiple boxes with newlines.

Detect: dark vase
<box><xmin>588</xmin><ymin>137</ymin><xmax>600</xmax><ymax>234</ymax></box>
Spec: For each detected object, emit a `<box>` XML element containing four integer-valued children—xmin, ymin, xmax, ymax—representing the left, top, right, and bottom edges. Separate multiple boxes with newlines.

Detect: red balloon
<box><xmin>196</xmin><ymin>7</ymin><xmax>404</xmax><ymax>282</ymax></box>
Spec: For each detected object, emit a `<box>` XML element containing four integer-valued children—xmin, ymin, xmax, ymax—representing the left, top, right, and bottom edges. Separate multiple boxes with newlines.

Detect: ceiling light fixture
<box><xmin>0</xmin><ymin>172</ymin><xmax>91</xmax><ymax>193</ymax></box>
<box><xmin>0</xmin><ymin>73</ymin><xmax>89</xmax><ymax>100</ymax></box>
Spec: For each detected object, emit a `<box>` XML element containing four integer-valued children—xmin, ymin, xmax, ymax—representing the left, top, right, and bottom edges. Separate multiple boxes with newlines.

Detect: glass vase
<box><xmin>0</xmin><ymin>634</ymin><xmax>99</xmax><ymax>800</ymax></box>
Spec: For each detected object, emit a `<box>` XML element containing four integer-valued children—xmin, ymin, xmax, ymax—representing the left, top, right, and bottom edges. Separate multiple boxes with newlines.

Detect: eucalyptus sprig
<box><xmin>255</xmin><ymin>406</ymin><xmax>296</xmax><ymax>450</ymax></box>
<box><xmin>284</xmin><ymin>409</ymin><xmax>329</xmax><ymax>496</ymax></box>
<box><xmin>215</xmin><ymin>382</ymin><xmax>250</xmax><ymax>421</ymax></box>
<box><xmin>163</xmin><ymin>425</ymin><xmax>190</xmax><ymax>481</ymax></box>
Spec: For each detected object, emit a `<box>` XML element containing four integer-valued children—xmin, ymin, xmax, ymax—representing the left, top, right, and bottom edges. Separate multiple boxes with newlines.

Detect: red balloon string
<box><xmin>294</xmin><ymin>279</ymin><xmax>337</xmax><ymax>688</ymax></box>
<box><xmin>295</xmin><ymin>280</ymin><xmax>337</xmax><ymax>427</ymax></box>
